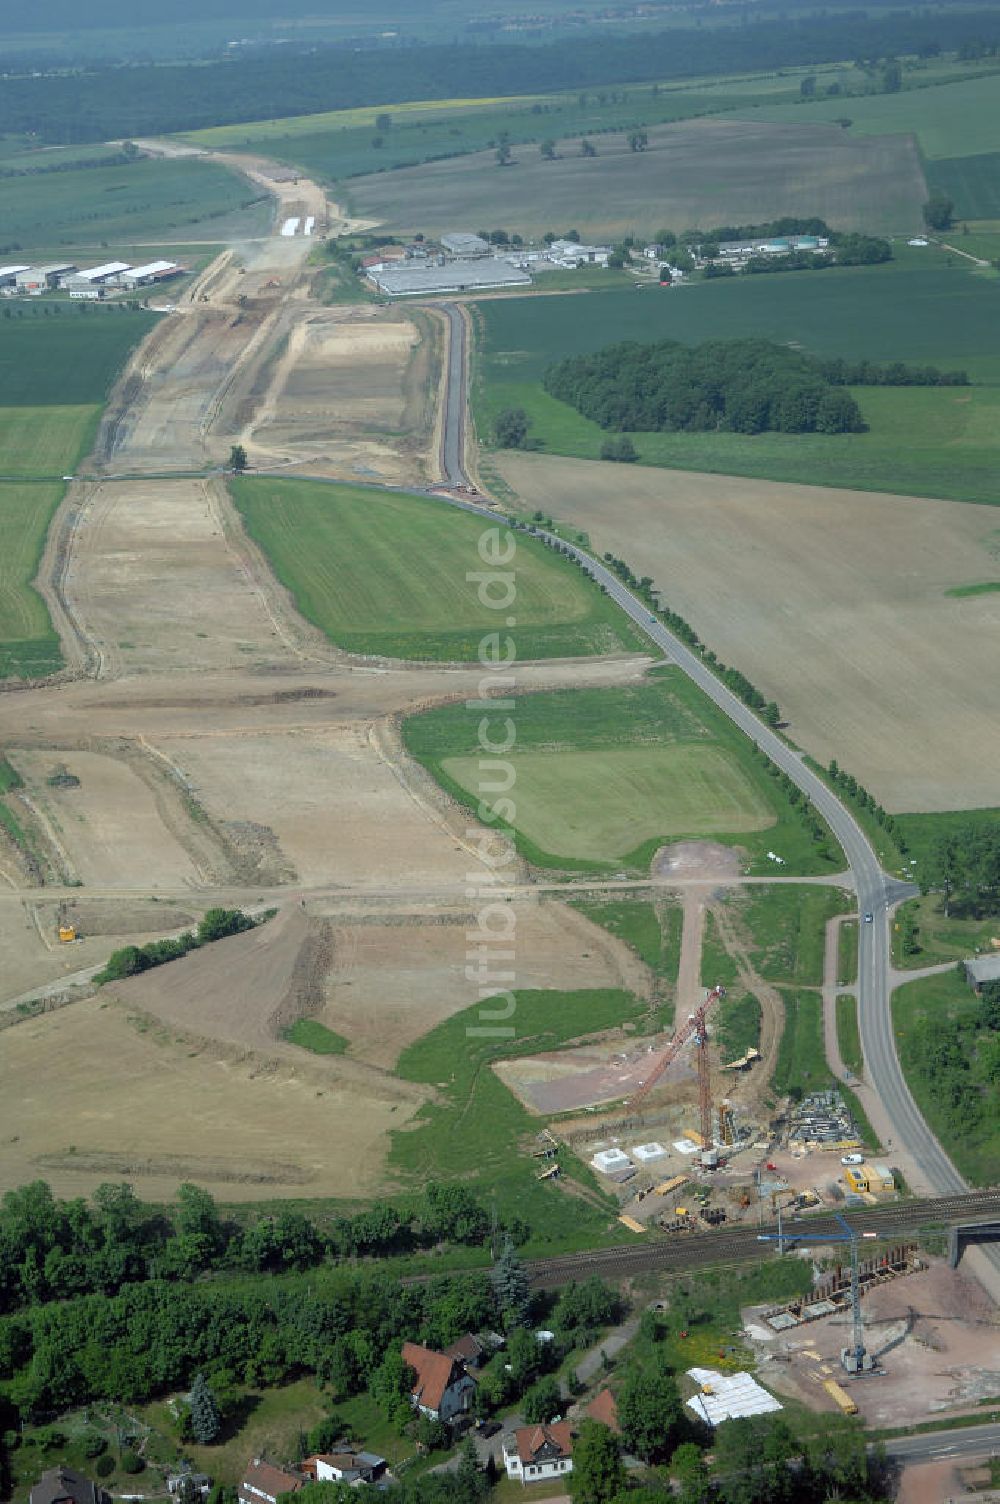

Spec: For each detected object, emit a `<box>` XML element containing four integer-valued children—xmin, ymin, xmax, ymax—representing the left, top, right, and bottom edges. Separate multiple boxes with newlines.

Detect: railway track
<box><xmin>521</xmin><ymin>1188</ymin><xmax>1000</xmax><ymax>1287</ymax></box>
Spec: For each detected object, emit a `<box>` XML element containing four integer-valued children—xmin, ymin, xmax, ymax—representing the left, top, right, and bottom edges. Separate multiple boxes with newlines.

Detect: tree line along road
<box><xmin>432</xmin><ymin>301</ymin><xmax>995</xmax><ymax>1274</ymax></box>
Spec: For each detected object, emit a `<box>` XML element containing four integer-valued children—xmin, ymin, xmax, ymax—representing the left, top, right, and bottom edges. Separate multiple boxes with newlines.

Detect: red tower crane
<box><xmin>626</xmin><ymin>986</ymin><xmax>725</xmax><ymax>1132</ymax></box>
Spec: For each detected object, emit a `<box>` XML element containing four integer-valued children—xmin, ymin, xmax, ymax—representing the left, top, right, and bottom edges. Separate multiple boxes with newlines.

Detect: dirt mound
<box><xmin>653</xmin><ymin>841</ymin><xmax>743</xmax><ymax>881</ymax></box>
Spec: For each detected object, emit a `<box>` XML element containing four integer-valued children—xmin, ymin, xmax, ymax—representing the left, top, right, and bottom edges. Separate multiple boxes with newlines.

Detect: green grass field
<box><xmin>892</xmin><ymin>967</ymin><xmax>999</xmax><ymax>1184</ymax></box>
<box><xmin>738</xmin><ymin>885</ymin><xmax>848</xmax><ymax>987</ymax></box>
<box><xmin>0</xmin><ymin>408</ymin><xmax>100</xmax><ymax>478</ymax></box>
<box><xmin>772</xmin><ymin>988</ymin><xmax>831</xmax><ymax>1098</ymax></box>
<box><xmin>757</xmin><ymin>69</ymin><xmax>1000</xmax><ymax>160</ymax></box>
<box><xmin>474</xmin><ymin>264</ymin><xmax>1000</xmax><ymax>504</ymax></box>
<box><xmin>0</xmin><ymin>306</ymin><xmax>156</xmax><ymax>680</ymax></box>
<box><xmin>392</xmin><ymin>987</ymin><xmax>643</xmax><ymax>1252</ymax></box>
<box><xmin>700</xmin><ymin>911</ymin><xmax>741</xmax><ymax>991</ymax></box>
<box><xmin>442</xmin><ymin>743</ymin><xmax>774</xmax><ymax>861</ymax></box>
<box><xmin>405</xmin><ymin>675</ymin><xmax>842</xmax><ymax>875</ymax></box>
<box><xmin>569</xmin><ymin>896</ymin><xmax>681</xmax><ymax>979</ymax></box>
<box><xmin>836</xmin><ymin>993</ymin><xmax>864</xmax><ymax>1078</ymax></box>
<box><xmin>945</xmin><ymin>581</ymin><xmax>1000</xmax><ymax>598</ymax></box>
<box><xmin>281</xmin><ymin>1019</ymin><xmax>349</xmax><ymax>1055</ymax></box>
<box><xmin>717</xmin><ymin>991</ymin><xmax>762</xmax><ymax>1062</ymax></box>
<box><xmin>927</xmin><ymin>151</ymin><xmax>1000</xmax><ymax>220</ymax></box>
<box><xmin>893</xmin><ymin>806</ymin><xmax>1000</xmax><ymax>869</ymax></box>
<box><xmin>0</xmin><ymin>483</ymin><xmax>67</xmax><ymax>679</ymax></box>
<box><xmin>1</xmin><ymin>153</ymin><xmax>270</xmax><ymax>249</ymax></box>
<box><xmin>229</xmin><ymin>477</ymin><xmax>640</xmax><ymax>661</ymax></box>
<box><xmin>0</xmin><ymin>307</ymin><xmax>156</xmax><ymax>407</ymax></box>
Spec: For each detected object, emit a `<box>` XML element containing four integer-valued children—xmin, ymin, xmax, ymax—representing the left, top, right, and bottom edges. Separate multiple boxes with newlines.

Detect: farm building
<box><xmin>503</xmin><ymin>1423</ymin><xmax>574</xmax><ymax>1483</ymax></box>
<box><xmin>441</xmin><ymin>232</ymin><xmax>490</xmax><ymax>257</ymax></box>
<box><xmin>0</xmin><ymin>264</ymin><xmax>30</xmax><ymax>289</ymax></box>
<box><xmin>716</xmin><ymin>235</ymin><xmax>829</xmax><ymax>263</ymax></box>
<box><xmin>114</xmin><ymin>261</ymin><xmax>181</xmax><ymax>289</ymax></box>
<box><xmin>15</xmin><ymin>263</ymin><xmax>77</xmax><ymax>293</ymax></box>
<box><xmin>61</xmin><ymin>263</ymin><xmax>132</xmax><ymax>299</ymax></box>
<box><xmin>546</xmin><ymin>239</ymin><xmax>610</xmax><ymax>267</ymax></box>
<box><xmin>368</xmin><ymin>259</ymin><xmax>531</xmax><ymax>296</ymax></box>
<box><xmin>964</xmin><ymin>954</ymin><xmax>1000</xmax><ymax>993</ymax></box>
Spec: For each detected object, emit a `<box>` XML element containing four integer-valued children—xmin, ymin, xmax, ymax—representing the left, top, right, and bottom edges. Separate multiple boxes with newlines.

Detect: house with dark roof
<box><xmin>238</xmin><ymin>1459</ymin><xmax>303</xmax><ymax>1504</ymax></box>
<box><xmin>443</xmin><ymin>1332</ymin><xmax>488</xmax><ymax>1370</ymax></box>
<box><xmin>502</xmin><ymin>1423</ymin><xmax>574</xmax><ymax>1483</ymax></box>
<box><xmin>400</xmin><ymin>1341</ymin><xmax>476</xmax><ymax>1423</ymax></box>
<box><xmin>30</xmin><ymin>1469</ymin><xmax>108</xmax><ymax>1504</ymax></box>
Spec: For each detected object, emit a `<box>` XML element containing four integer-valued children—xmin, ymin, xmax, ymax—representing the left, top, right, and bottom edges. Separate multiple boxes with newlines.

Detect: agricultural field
<box><xmin>345</xmin><ymin>116</ymin><xmax>925</xmax><ymax>239</ymax></box>
<box><xmin>0</xmin><ymin>483</ymin><xmax>66</xmax><ymax>679</ymax></box>
<box><xmin>0</xmin><ymin>991</ymin><xmax>422</xmax><ymax>1203</ymax></box>
<box><xmin>495</xmin><ymin>453</ymin><xmax>1000</xmax><ymax>813</ymax></box>
<box><xmin>757</xmin><ymin>68</ymin><xmax>1000</xmax><ymax>162</ymax></box>
<box><xmin>0</xmin><ymin>308</ymin><xmax>157</xmax><ymax>679</ymax></box>
<box><xmin>184</xmin><ymin>75</ymin><xmax>803</xmax><ymax>186</ymax></box>
<box><xmin>1</xmin><ymin>151</ymin><xmax>270</xmax><ymax>250</ymax></box>
<box><xmin>476</xmin><ymin>264</ymin><xmax>1000</xmax><ymax>506</ymax></box>
<box><xmin>229</xmin><ymin>477</ymin><xmax>641</xmax><ymax>660</ymax></box>
<box><xmin>404</xmin><ymin>674</ymin><xmax>841</xmax><ymax>874</ymax></box>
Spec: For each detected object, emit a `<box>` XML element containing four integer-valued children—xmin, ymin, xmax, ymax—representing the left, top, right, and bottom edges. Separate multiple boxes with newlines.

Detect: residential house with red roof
<box><xmin>502</xmin><ymin>1423</ymin><xmax>574</xmax><ymax>1483</ymax></box>
<box><xmin>400</xmin><ymin>1341</ymin><xmax>476</xmax><ymax>1423</ymax></box>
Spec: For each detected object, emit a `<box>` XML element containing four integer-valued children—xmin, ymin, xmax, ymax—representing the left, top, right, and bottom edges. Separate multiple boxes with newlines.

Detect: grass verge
<box><xmin>836</xmin><ymin>994</ymin><xmax>864</xmax><ymax>1079</ymax></box>
<box><xmin>891</xmin><ymin>892</ymin><xmax>1000</xmax><ymax>969</ymax></box>
<box><xmin>772</xmin><ymin>989</ymin><xmax>830</xmax><ymax>1099</ymax></box>
<box><xmin>838</xmin><ymin>919</ymin><xmax>858</xmax><ymax>986</ymax></box>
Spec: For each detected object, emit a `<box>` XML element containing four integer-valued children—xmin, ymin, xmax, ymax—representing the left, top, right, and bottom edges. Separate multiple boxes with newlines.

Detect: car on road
<box><xmin>863</xmin><ymin>911</ymin><xmax>874</xmax><ymax>923</ymax></box>
<box><xmin>841</xmin><ymin>1153</ymin><xmax>865</xmax><ymax>1166</ymax></box>
<box><xmin>477</xmin><ymin>1421</ymin><xmax>501</xmax><ymax>1437</ymax></box>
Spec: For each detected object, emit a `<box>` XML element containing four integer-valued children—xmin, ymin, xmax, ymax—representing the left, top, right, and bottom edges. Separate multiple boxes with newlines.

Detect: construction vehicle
<box><xmin>57</xmin><ymin>903</ymin><xmax>77</xmax><ymax>943</ymax></box>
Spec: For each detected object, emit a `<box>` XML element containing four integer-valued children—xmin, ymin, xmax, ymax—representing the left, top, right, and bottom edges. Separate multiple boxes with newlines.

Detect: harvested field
<box><xmin>311</xmin><ymin>897</ymin><xmax>650</xmax><ymax>1069</ymax></box>
<box><xmin>0</xmin><ymin>991</ymin><xmax>420</xmax><ymax>1203</ymax></box>
<box><xmin>496</xmin><ymin>452</ymin><xmax>1000</xmax><ymax>812</ymax></box>
<box><xmin>155</xmin><ymin>725</ymin><xmax>474</xmax><ymax>891</ymax></box>
<box><xmin>11</xmin><ymin>749</ymin><xmax>202</xmax><ymax>889</ymax></box>
<box><xmin>346</xmin><ymin>117</ymin><xmax>925</xmax><ymax>239</ymax></box>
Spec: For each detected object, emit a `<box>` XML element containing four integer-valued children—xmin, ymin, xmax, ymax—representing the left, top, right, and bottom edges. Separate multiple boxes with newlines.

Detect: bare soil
<box><xmin>497</xmin><ymin>452</ymin><xmax>1000</xmax><ymax>812</ymax></box>
<box><xmin>751</xmin><ymin>1260</ymin><xmax>1000</xmax><ymax>1429</ymax></box>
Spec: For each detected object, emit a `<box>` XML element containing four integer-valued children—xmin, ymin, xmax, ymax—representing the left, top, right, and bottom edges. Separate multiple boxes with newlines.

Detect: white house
<box><xmin>400</xmin><ymin>1341</ymin><xmax>476</xmax><ymax>1423</ymax></box>
<box><xmin>503</xmin><ymin>1423</ymin><xmax>574</xmax><ymax>1483</ymax></box>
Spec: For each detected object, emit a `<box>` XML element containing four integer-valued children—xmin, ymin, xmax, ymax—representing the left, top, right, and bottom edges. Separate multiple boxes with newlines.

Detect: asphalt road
<box><xmin>879</xmin><ymin>1423</ymin><xmax>1000</xmax><ymax>1465</ymax></box>
<box><xmin>434</xmin><ymin>301</ymin><xmax>972</xmax><ymax>1208</ymax></box>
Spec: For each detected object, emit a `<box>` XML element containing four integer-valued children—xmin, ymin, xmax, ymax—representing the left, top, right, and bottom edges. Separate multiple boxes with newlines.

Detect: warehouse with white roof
<box><xmin>114</xmin><ymin>261</ymin><xmax>181</xmax><ymax>289</ymax></box>
<box><xmin>369</xmin><ymin>258</ymin><xmax>531</xmax><ymax>296</ymax></box>
<box><xmin>61</xmin><ymin>263</ymin><xmax>133</xmax><ymax>299</ymax></box>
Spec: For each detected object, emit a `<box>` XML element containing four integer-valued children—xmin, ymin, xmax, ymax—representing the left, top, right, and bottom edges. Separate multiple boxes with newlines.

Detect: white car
<box><xmin>841</xmin><ymin>1153</ymin><xmax>865</xmax><ymax>1166</ymax></box>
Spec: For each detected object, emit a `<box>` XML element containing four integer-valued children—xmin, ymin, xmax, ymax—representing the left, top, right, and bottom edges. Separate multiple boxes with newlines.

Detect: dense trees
<box><xmin>0</xmin><ymin>1178</ymin><xmax>524</xmax><ymax>1318</ymax></box>
<box><xmin>904</xmin><ymin>981</ymin><xmax>999</xmax><ymax>1167</ymax></box>
<box><xmin>493</xmin><ymin>408</ymin><xmax>531</xmax><ymax>449</ymax></box>
<box><xmin>5</xmin><ymin>10</ymin><xmax>1000</xmax><ymax>142</ymax></box>
<box><xmin>569</xmin><ymin>1420</ymin><xmax>625</xmax><ymax>1504</ymax></box>
<box><xmin>544</xmin><ymin>339</ymin><xmax>867</xmax><ymax>436</ymax></box>
<box><xmin>617</xmin><ymin>1361</ymin><xmax>683</xmax><ymax>1461</ymax></box>
<box><xmin>95</xmin><ymin>907</ymin><xmax>258</xmax><ymax>982</ymax></box>
<box><xmin>923</xmin><ymin>191</ymin><xmax>955</xmax><ymax>231</ymax></box>
<box><xmin>921</xmin><ymin>825</ymin><xmax>1000</xmax><ymax>916</ymax></box>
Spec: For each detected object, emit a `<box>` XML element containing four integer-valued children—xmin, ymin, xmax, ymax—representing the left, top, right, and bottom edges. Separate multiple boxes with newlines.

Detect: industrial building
<box><xmin>15</xmin><ymin>264</ymin><xmax>77</xmax><ymax>293</ymax></box>
<box><xmin>0</xmin><ymin>265</ymin><xmax>30</xmax><ymax>289</ymax></box>
<box><xmin>61</xmin><ymin>263</ymin><xmax>132</xmax><ymax>299</ymax></box>
<box><xmin>440</xmin><ymin>232</ymin><xmax>490</xmax><ymax>258</ymax></box>
<box><xmin>368</xmin><ymin>258</ymin><xmax>531</xmax><ymax>297</ymax></box>
<box><xmin>716</xmin><ymin>235</ymin><xmax>830</xmax><ymax>264</ymax></box>
<box><xmin>113</xmin><ymin>260</ymin><xmax>181</xmax><ymax>290</ymax></box>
